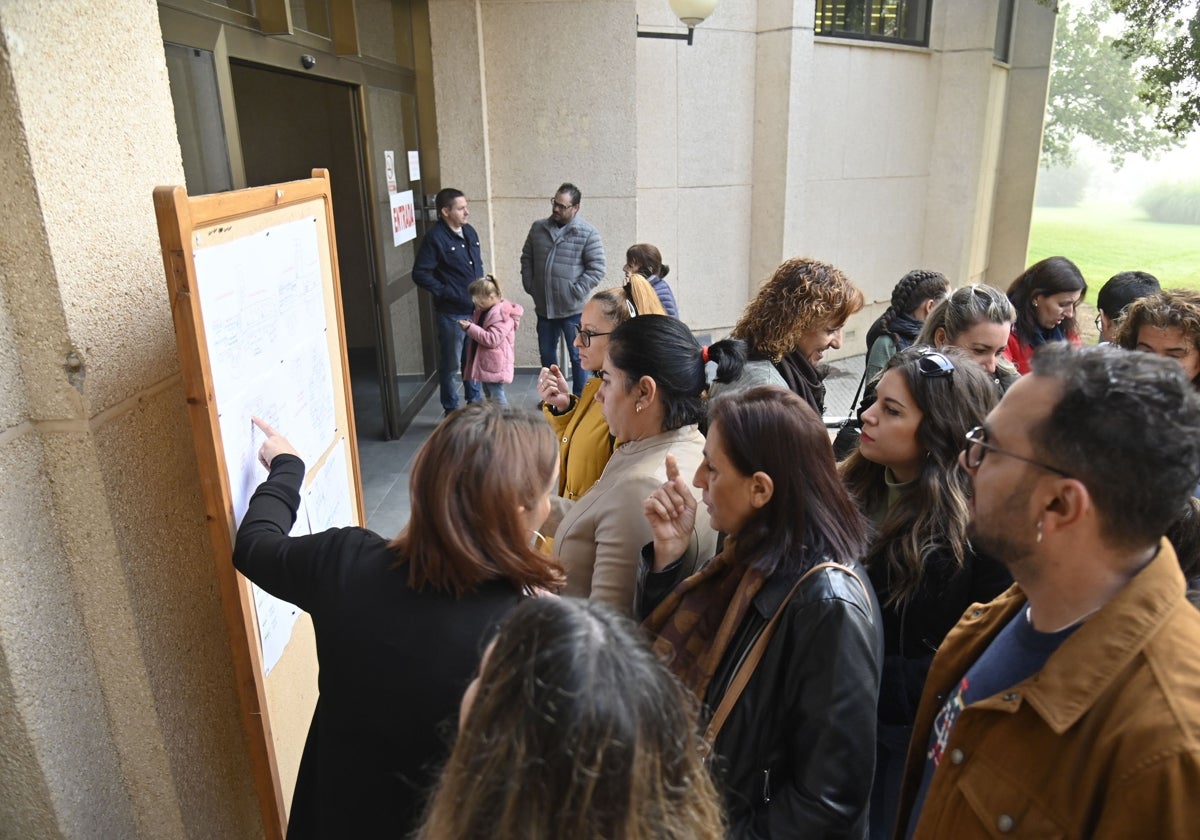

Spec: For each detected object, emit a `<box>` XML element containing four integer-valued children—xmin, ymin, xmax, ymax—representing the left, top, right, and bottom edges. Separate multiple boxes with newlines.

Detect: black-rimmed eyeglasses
<box><xmin>963</xmin><ymin>426</ymin><xmax>1072</xmax><ymax>478</ymax></box>
<box><xmin>917</xmin><ymin>349</ymin><xmax>955</xmax><ymax>378</ymax></box>
<box><xmin>551</xmin><ymin>200</ymin><xmax>576</xmax><ymax>211</ymax></box>
<box><xmin>576</xmin><ymin>328</ymin><xmax>612</xmax><ymax>348</ymax></box>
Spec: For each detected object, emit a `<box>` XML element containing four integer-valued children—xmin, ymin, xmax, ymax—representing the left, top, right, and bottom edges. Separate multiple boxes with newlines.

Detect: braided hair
<box><xmin>883</xmin><ymin>270</ymin><xmax>950</xmax><ymax>335</ymax></box>
<box><xmin>867</xmin><ymin>270</ymin><xmax>950</xmax><ymax>351</ymax></box>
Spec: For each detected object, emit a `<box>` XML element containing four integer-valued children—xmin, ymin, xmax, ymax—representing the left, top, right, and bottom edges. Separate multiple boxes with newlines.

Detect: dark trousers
<box><xmin>536</xmin><ymin>313</ymin><xmax>585</xmax><ymax>395</ymax></box>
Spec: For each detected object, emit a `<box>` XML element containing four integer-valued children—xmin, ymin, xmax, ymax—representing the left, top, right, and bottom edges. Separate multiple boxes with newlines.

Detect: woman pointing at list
<box><xmin>233</xmin><ymin>405</ymin><xmax>562</xmax><ymax>838</ymax></box>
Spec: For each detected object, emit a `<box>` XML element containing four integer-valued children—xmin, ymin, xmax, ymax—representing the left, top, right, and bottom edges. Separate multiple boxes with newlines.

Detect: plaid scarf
<box><xmin>642</xmin><ymin>547</ymin><xmax>766</xmax><ymax>702</ymax></box>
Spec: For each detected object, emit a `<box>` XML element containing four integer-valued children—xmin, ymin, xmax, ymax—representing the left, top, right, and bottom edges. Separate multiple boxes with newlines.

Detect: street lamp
<box><xmin>637</xmin><ymin>0</ymin><xmax>720</xmax><ymax>46</ymax></box>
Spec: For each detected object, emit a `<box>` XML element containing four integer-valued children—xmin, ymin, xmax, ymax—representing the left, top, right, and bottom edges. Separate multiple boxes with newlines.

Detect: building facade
<box><xmin>0</xmin><ymin>1</ymin><xmax>1054</xmax><ymax>835</ymax></box>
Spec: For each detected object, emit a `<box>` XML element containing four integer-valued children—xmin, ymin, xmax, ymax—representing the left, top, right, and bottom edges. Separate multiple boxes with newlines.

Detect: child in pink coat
<box><xmin>459</xmin><ymin>275</ymin><xmax>523</xmax><ymax>406</ymax></box>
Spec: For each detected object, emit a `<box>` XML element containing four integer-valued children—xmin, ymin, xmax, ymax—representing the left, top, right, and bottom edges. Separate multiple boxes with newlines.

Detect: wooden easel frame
<box><xmin>153</xmin><ymin>170</ymin><xmax>364</xmax><ymax>838</ymax></box>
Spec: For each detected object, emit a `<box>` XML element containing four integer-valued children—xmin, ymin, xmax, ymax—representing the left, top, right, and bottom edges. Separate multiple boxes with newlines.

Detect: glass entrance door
<box><xmin>361</xmin><ymin>86</ymin><xmax>434</xmax><ymax>437</ymax></box>
<box><xmin>158</xmin><ymin>1</ymin><xmax>439</xmax><ymax>440</ymax></box>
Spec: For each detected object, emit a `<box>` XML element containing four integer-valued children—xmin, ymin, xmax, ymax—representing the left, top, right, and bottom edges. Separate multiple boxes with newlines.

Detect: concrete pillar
<box><xmin>750</xmin><ymin>0</ymin><xmax>816</xmax><ymax>289</ymax></box>
<box><xmin>429</xmin><ymin>0</ymin><xmax>637</xmax><ymax>366</ymax></box>
<box><xmin>988</xmin><ymin>0</ymin><xmax>1057</xmax><ymax>287</ymax></box>
<box><xmin>922</xmin><ymin>0</ymin><xmax>1003</xmax><ymax>283</ymax></box>
<box><xmin>0</xmin><ymin>1</ymin><xmax>261</xmax><ymax>836</ymax></box>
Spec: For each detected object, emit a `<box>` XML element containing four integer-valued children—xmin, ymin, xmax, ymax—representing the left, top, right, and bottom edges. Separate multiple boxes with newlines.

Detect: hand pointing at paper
<box><xmin>252</xmin><ymin>416</ymin><xmax>299</xmax><ymax>470</ymax></box>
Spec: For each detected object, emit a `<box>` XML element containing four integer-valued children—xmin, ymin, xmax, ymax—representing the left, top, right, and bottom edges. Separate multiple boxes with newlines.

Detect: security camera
<box><xmin>301</xmin><ymin>55</ymin><xmax>317</xmax><ymax>70</ymax></box>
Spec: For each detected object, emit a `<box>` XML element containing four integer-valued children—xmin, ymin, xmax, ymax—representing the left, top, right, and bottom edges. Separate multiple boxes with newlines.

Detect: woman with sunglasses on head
<box><xmin>537</xmin><ymin>280</ymin><xmax>665</xmax><ymax>504</ymax></box>
<box><xmin>554</xmin><ymin>315</ymin><xmax>744</xmax><ymax>614</ymax></box>
<box><xmin>836</xmin><ymin>281</ymin><xmax>999</xmax><ymax>461</ymax></box>
<box><xmin>1004</xmin><ymin>256</ymin><xmax>1087</xmax><ymax>374</ymax></box>
<box><xmin>839</xmin><ymin>346</ymin><xmax>1012</xmax><ymax>840</ymax></box>
<box><xmin>639</xmin><ymin>386</ymin><xmax>882</xmax><ymax>839</ymax></box>
<box><xmin>915</xmin><ymin>283</ymin><xmax>1019</xmax><ymax>394</ymax></box>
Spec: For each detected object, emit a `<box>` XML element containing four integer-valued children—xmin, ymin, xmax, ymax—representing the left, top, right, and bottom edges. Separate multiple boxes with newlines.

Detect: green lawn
<box><xmin>1027</xmin><ymin>204</ymin><xmax>1200</xmax><ymax>291</ymax></box>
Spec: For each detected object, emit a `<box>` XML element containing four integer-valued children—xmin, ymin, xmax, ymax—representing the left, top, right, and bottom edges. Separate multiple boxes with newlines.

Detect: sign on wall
<box><xmin>390</xmin><ymin>189</ymin><xmax>416</xmax><ymax>246</ymax></box>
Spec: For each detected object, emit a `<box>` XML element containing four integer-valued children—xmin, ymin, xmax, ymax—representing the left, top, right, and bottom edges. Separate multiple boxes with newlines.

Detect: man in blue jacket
<box><xmin>521</xmin><ymin>182</ymin><xmax>606</xmax><ymax>395</ymax></box>
<box><xmin>413</xmin><ymin>188</ymin><xmax>483</xmax><ymax>414</ymax></box>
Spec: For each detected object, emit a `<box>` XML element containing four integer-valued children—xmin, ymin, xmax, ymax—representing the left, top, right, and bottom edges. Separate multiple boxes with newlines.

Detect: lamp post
<box><xmin>637</xmin><ymin>0</ymin><xmax>719</xmax><ymax>46</ymax></box>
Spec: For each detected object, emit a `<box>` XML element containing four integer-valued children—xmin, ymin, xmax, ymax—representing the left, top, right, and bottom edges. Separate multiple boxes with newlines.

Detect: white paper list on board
<box><xmin>193</xmin><ymin>214</ymin><xmax>354</xmax><ymax>676</ymax></box>
<box><xmin>305</xmin><ymin>437</ymin><xmax>354</xmax><ymax>533</ymax></box>
<box><xmin>194</xmin><ymin>216</ymin><xmax>325</xmax><ymax>402</ymax></box>
<box><xmin>253</xmin><ymin>500</ymin><xmax>310</xmax><ymax>676</ymax></box>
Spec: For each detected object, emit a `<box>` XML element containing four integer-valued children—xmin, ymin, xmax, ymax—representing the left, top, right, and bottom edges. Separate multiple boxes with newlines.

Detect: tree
<box><xmin>1042</xmin><ymin>0</ymin><xmax>1177</xmax><ymax>167</ymax></box>
<box><xmin>1110</xmin><ymin>0</ymin><xmax>1200</xmax><ymax>137</ymax></box>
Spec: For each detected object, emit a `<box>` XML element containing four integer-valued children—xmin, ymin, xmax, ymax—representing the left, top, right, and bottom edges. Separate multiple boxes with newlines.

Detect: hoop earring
<box><xmin>1036</xmin><ymin>519</ymin><xmax>1044</xmax><ymax>544</ymax></box>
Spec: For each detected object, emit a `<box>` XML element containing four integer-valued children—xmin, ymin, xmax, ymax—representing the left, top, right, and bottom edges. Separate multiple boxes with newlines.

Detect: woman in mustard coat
<box><xmin>537</xmin><ymin>279</ymin><xmax>663</xmax><ymax>502</ymax></box>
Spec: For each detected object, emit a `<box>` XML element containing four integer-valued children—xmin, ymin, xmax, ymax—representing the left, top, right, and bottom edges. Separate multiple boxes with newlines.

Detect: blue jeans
<box><xmin>536</xmin><ymin>313</ymin><xmax>586</xmax><ymax>395</ymax></box>
<box><xmin>436</xmin><ymin>311</ymin><xmax>481</xmax><ymax>413</ymax></box>
<box><xmin>481</xmin><ymin>381</ymin><xmax>508</xmax><ymax>406</ymax></box>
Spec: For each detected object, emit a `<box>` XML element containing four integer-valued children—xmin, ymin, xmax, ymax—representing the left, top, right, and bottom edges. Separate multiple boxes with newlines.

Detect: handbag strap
<box><xmin>841</xmin><ymin>368</ymin><xmax>868</xmax><ymax>428</ymax></box>
<box><xmin>700</xmin><ymin>561</ymin><xmax>870</xmax><ymax>755</ymax></box>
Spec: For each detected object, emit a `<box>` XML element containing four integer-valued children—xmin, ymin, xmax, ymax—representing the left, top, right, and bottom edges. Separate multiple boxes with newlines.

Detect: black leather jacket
<box><xmin>639</xmin><ymin>551</ymin><xmax>883</xmax><ymax>839</ymax></box>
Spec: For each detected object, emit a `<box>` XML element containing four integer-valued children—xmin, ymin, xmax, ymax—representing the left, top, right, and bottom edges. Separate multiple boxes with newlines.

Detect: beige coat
<box><xmin>554</xmin><ymin>425</ymin><xmax>715</xmax><ymax>614</ymax></box>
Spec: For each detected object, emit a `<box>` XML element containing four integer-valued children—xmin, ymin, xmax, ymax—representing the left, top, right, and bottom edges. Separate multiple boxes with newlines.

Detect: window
<box><xmin>815</xmin><ymin>1</ymin><xmax>932</xmax><ymax>47</ymax></box>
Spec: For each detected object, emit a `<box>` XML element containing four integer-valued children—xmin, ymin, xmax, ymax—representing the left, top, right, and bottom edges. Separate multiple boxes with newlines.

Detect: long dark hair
<box><xmin>1007</xmin><ymin>256</ymin><xmax>1087</xmax><ymax>344</ymax></box>
<box><xmin>840</xmin><ymin>346</ymin><xmax>998</xmax><ymax>604</ymax></box>
<box><xmin>389</xmin><ymin>402</ymin><xmax>564</xmax><ymax>596</ymax></box>
<box><xmin>418</xmin><ymin>598</ymin><xmax>725</xmax><ymax>840</ymax></box>
<box><xmin>709</xmin><ymin>387</ymin><xmax>867</xmax><ymax>576</ymax></box>
<box><xmin>607</xmin><ymin>315</ymin><xmax>746</xmax><ymax>431</ymax></box>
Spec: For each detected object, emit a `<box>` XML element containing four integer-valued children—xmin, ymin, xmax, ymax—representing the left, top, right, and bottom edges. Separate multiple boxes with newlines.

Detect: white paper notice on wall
<box><xmin>192</xmin><ymin>214</ymin><xmax>345</xmax><ymax>676</ymax></box>
<box><xmin>254</xmin><ymin>501</ymin><xmax>310</xmax><ymax>676</ymax></box>
<box><xmin>304</xmin><ymin>438</ymin><xmax>354</xmax><ymax>533</ymax></box>
<box><xmin>407</xmin><ymin>150</ymin><xmax>420</xmax><ymax>181</ymax></box>
<box><xmin>385</xmin><ymin>150</ymin><xmax>397</xmax><ymax>194</ymax></box>
<box><xmin>391</xmin><ymin>189</ymin><xmax>416</xmax><ymax>246</ymax></box>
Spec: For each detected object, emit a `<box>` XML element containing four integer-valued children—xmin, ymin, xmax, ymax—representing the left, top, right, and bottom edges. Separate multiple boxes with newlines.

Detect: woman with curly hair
<box><xmin>1004</xmin><ymin>256</ymin><xmax>1087</xmax><ymax>374</ymax></box>
<box><xmin>1114</xmin><ymin>287</ymin><xmax>1200</xmax><ymax>389</ymax></box>
<box><xmin>711</xmin><ymin>257</ymin><xmax>865</xmax><ymax>416</ymax></box>
<box><xmin>863</xmin><ymin>269</ymin><xmax>950</xmax><ymax>385</ymax></box>
<box><xmin>838</xmin><ymin>347</ymin><xmax>1011</xmax><ymax>839</ymax></box>
<box><xmin>419</xmin><ymin>597</ymin><xmax>725</xmax><ymax>840</ymax></box>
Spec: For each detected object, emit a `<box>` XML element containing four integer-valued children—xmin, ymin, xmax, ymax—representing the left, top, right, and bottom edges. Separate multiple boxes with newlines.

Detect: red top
<box><xmin>1004</xmin><ymin>328</ymin><xmax>1081</xmax><ymax>375</ymax></box>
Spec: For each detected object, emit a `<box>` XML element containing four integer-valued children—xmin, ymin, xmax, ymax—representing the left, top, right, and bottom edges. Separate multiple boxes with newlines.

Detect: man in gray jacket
<box><xmin>521</xmin><ymin>182</ymin><xmax>606</xmax><ymax>395</ymax></box>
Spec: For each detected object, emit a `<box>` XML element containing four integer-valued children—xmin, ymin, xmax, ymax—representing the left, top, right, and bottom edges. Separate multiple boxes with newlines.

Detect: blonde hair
<box><xmin>468</xmin><ymin>274</ymin><xmax>502</xmax><ymax>302</ymax></box>
<box><xmin>590</xmin><ymin>276</ymin><xmax>666</xmax><ymax>327</ymax></box>
<box><xmin>623</xmin><ymin>274</ymin><xmax>667</xmax><ymax>317</ymax></box>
